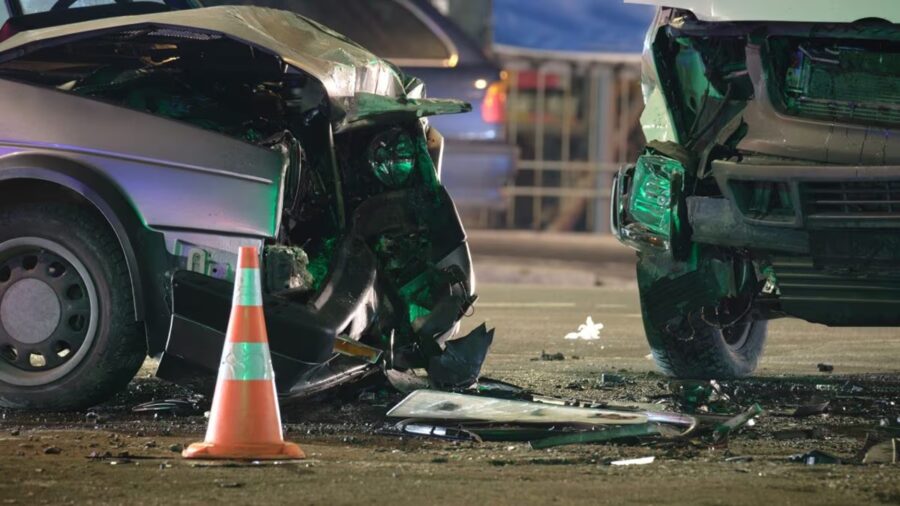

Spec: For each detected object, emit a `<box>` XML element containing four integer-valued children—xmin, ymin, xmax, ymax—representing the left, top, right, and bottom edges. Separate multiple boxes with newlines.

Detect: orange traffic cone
<box><xmin>183</xmin><ymin>246</ymin><xmax>304</xmax><ymax>460</ymax></box>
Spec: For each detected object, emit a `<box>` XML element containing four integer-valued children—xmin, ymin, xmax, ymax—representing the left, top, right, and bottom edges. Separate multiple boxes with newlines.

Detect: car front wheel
<box><xmin>0</xmin><ymin>202</ymin><xmax>145</xmax><ymax>409</ymax></box>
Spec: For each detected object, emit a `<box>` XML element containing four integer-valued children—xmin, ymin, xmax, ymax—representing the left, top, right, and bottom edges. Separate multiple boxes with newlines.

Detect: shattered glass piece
<box><xmin>386</xmin><ymin>390</ymin><xmax>650</xmax><ymax>425</ymax></box>
<box><xmin>426</xmin><ymin>324</ymin><xmax>494</xmax><ymax>388</ymax></box>
<box><xmin>529</xmin><ymin>423</ymin><xmax>674</xmax><ymax>450</ymax></box>
<box><xmin>669</xmin><ymin>379</ymin><xmax>728</xmax><ymax>413</ymax></box>
<box><xmin>564</xmin><ymin>316</ymin><xmax>604</xmax><ymax>340</ymax></box>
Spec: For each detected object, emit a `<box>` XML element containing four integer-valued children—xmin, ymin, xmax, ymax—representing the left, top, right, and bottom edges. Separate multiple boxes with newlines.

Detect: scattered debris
<box><xmin>426</xmin><ymin>325</ymin><xmax>495</xmax><ymax>389</ymax></box>
<box><xmin>609</xmin><ymin>456</ymin><xmax>655</xmax><ymax>466</ymax></box>
<box><xmin>132</xmin><ymin>398</ymin><xmax>204</xmax><ymax>417</ymax></box>
<box><xmin>533</xmin><ymin>351</ymin><xmax>566</xmax><ymax>361</ymax></box>
<box><xmin>387</xmin><ymin>390</ymin><xmax>651</xmax><ymax>425</ymax></box>
<box><xmin>669</xmin><ymin>379</ymin><xmax>730</xmax><ymax>413</ymax></box>
<box><xmin>564</xmin><ymin>316</ymin><xmax>603</xmax><ymax>340</ymax></box>
<box><xmin>791</xmin><ymin>400</ymin><xmax>830</xmax><ymax>418</ymax></box>
<box><xmin>863</xmin><ymin>439</ymin><xmax>898</xmax><ymax>465</ymax></box>
<box><xmin>713</xmin><ymin>404</ymin><xmax>763</xmax><ymax>442</ymax></box>
<box><xmin>817</xmin><ymin>363</ymin><xmax>834</xmax><ymax>373</ymax></box>
<box><xmin>789</xmin><ymin>450</ymin><xmax>842</xmax><ymax>465</ymax></box>
<box><xmin>530</xmin><ymin>423</ymin><xmax>676</xmax><ymax>450</ymax></box>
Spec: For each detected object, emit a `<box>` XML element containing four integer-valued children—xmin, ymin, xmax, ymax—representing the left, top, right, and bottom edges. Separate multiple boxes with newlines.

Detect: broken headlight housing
<box><xmin>611</xmin><ymin>154</ymin><xmax>685</xmax><ymax>253</ymax></box>
<box><xmin>368</xmin><ymin>127</ymin><xmax>415</xmax><ymax>187</ymax></box>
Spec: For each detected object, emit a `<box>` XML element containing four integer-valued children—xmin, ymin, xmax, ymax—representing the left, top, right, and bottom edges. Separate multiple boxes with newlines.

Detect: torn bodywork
<box><xmin>0</xmin><ymin>6</ymin><xmax>483</xmax><ymax>402</ymax></box>
<box><xmin>612</xmin><ymin>6</ymin><xmax>900</xmax><ymax>378</ymax></box>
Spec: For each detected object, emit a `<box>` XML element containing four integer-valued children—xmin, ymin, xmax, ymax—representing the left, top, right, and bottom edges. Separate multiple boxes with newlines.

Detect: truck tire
<box><xmin>0</xmin><ymin>202</ymin><xmax>145</xmax><ymax>409</ymax></box>
<box><xmin>641</xmin><ymin>309</ymin><xmax>768</xmax><ymax>378</ymax></box>
<box><xmin>637</xmin><ymin>259</ymin><xmax>768</xmax><ymax>379</ymax></box>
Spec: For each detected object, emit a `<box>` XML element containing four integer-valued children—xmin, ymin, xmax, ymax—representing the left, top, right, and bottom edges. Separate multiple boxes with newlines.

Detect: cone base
<box><xmin>182</xmin><ymin>440</ymin><xmax>305</xmax><ymax>460</ymax></box>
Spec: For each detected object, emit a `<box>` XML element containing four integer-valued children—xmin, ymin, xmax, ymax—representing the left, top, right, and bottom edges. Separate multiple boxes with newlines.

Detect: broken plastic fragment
<box><xmin>791</xmin><ymin>400</ymin><xmax>830</xmax><ymax>418</ymax></box>
<box><xmin>712</xmin><ymin>403</ymin><xmax>763</xmax><ymax>442</ymax></box>
<box><xmin>333</xmin><ymin>336</ymin><xmax>383</xmax><ymax>364</ymax></box>
<box><xmin>387</xmin><ymin>390</ymin><xmax>650</xmax><ymax>426</ymax></box>
<box><xmin>789</xmin><ymin>450</ymin><xmax>841</xmax><ymax>465</ymax></box>
<box><xmin>383</xmin><ymin>422</ymin><xmax>480</xmax><ymax>442</ymax></box>
<box><xmin>609</xmin><ymin>456</ymin><xmax>656</xmax><ymax>466</ymax></box>
<box><xmin>426</xmin><ymin>324</ymin><xmax>494</xmax><ymax>388</ymax></box>
<box><xmin>564</xmin><ymin>316</ymin><xmax>604</xmax><ymax>340</ymax></box>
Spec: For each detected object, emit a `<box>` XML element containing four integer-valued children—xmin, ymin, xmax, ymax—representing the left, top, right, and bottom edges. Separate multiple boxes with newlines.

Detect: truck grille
<box><xmin>802</xmin><ymin>180</ymin><xmax>900</xmax><ymax>220</ymax></box>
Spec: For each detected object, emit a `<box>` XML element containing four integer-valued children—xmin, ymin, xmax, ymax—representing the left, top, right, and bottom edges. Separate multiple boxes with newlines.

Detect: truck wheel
<box><xmin>637</xmin><ymin>259</ymin><xmax>768</xmax><ymax>379</ymax></box>
<box><xmin>641</xmin><ymin>310</ymin><xmax>767</xmax><ymax>378</ymax></box>
<box><xmin>0</xmin><ymin>203</ymin><xmax>145</xmax><ymax>409</ymax></box>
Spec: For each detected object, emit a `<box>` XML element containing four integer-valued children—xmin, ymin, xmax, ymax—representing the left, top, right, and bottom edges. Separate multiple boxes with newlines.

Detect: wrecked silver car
<box><xmin>0</xmin><ymin>4</ymin><xmax>488</xmax><ymax>409</ymax></box>
<box><xmin>615</xmin><ymin>2</ymin><xmax>900</xmax><ymax>378</ymax></box>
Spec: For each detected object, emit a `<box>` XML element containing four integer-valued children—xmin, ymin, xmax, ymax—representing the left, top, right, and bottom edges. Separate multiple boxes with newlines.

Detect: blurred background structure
<box><xmin>208</xmin><ymin>0</ymin><xmax>656</xmax><ymax>233</ymax></box>
<box><xmin>434</xmin><ymin>0</ymin><xmax>655</xmax><ymax>232</ymax></box>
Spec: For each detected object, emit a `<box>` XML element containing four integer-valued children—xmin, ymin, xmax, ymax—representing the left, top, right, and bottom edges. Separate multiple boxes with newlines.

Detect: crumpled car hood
<box><xmin>0</xmin><ymin>5</ymin><xmax>469</xmax><ymax>126</ymax></box>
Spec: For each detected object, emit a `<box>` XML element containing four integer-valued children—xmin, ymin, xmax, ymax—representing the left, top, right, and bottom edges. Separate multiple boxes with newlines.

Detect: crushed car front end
<box><xmin>613</xmin><ymin>2</ymin><xmax>900</xmax><ymax>378</ymax></box>
<box><xmin>0</xmin><ymin>5</ymin><xmax>485</xmax><ymax>407</ymax></box>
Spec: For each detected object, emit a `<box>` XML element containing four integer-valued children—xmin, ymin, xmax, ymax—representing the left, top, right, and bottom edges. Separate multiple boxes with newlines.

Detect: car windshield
<box><xmin>205</xmin><ymin>0</ymin><xmax>450</xmax><ymax>62</ymax></box>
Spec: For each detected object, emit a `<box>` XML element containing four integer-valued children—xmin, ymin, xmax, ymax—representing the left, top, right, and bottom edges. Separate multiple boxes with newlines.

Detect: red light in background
<box><xmin>481</xmin><ymin>80</ymin><xmax>507</xmax><ymax>124</ymax></box>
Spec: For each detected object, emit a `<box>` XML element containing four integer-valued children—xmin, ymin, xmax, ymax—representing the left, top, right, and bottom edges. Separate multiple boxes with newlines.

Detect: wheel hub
<box><xmin>0</xmin><ymin>238</ymin><xmax>97</xmax><ymax>385</ymax></box>
<box><xmin>1</xmin><ymin>278</ymin><xmax>61</xmax><ymax>344</ymax></box>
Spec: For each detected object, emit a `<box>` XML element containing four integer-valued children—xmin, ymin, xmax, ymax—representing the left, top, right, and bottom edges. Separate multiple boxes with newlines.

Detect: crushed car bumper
<box><xmin>157</xmin><ymin>186</ymin><xmax>479</xmax><ymax>400</ymax></box>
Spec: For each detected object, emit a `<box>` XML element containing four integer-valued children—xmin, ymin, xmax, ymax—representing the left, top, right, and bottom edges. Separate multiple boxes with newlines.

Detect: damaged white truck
<box><xmin>616</xmin><ymin>1</ymin><xmax>900</xmax><ymax>378</ymax></box>
<box><xmin>0</xmin><ymin>4</ymin><xmax>489</xmax><ymax>409</ymax></box>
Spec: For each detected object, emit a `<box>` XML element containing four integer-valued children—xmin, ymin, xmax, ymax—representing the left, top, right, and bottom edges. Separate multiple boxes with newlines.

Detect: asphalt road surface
<box><xmin>1</xmin><ymin>281</ymin><xmax>899</xmax><ymax>505</ymax></box>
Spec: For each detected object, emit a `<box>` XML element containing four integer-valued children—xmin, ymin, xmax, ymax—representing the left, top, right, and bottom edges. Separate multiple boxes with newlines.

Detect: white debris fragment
<box><xmin>610</xmin><ymin>456</ymin><xmax>655</xmax><ymax>466</ymax></box>
<box><xmin>564</xmin><ymin>316</ymin><xmax>604</xmax><ymax>340</ymax></box>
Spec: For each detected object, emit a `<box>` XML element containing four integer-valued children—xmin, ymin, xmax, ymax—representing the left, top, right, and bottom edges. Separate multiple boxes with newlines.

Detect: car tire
<box><xmin>0</xmin><ymin>202</ymin><xmax>145</xmax><ymax>409</ymax></box>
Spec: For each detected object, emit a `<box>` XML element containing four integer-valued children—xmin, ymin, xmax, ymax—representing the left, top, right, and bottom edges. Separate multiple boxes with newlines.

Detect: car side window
<box><xmin>0</xmin><ymin>1</ymin><xmax>9</xmax><ymax>25</ymax></box>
